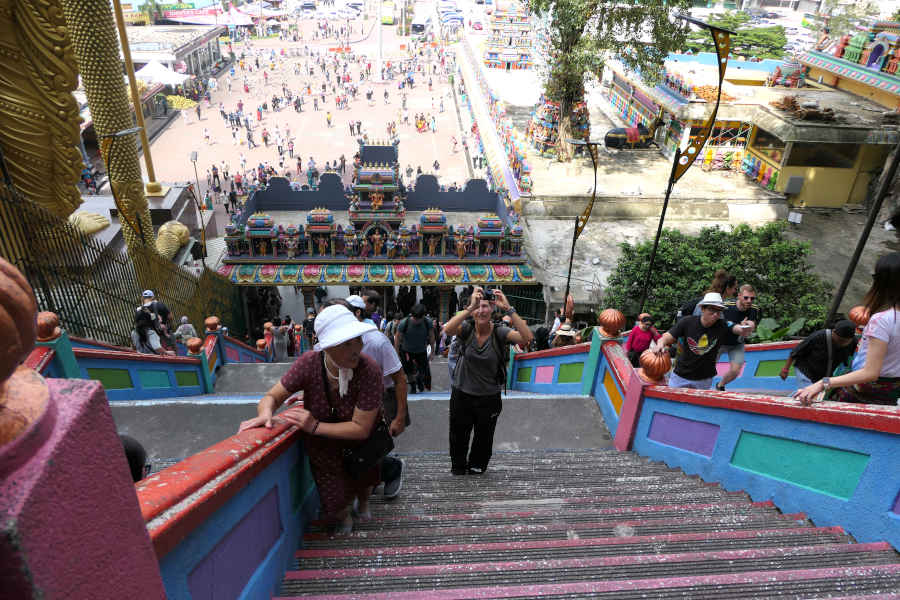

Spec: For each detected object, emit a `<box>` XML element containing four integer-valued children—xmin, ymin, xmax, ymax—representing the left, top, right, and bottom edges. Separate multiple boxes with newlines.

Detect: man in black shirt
<box><xmin>655</xmin><ymin>293</ymin><xmax>750</xmax><ymax>389</ymax></box>
<box><xmin>780</xmin><ymin>320</ymin><xmax>857</xmax><ymax>386</ymax></box>
<box><xmin>716</xmin><ymin>284</ymin><xmax>761</xmax><ymax>391</ymax></box>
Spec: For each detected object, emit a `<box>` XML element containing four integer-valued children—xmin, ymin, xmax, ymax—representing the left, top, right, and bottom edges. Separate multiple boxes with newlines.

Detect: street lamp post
<box><xmin>563</xmin><ymin>138</ymin><xmax>602</xmax><ymax>311</ymax></box>
<box><xmin>189</xmin><ymin>151</ymin><xmax>208</xmax><ymax>268</ymax></box>
<box><xmin>636</xmin><ymin>14</ymin><xmax>735</xmax><ymax>316</ymax></box>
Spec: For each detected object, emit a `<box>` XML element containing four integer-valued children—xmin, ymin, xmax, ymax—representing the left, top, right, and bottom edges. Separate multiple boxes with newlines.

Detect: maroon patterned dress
<box><xmin>280</xmin><ymin>351</ymin><xmax>384</xmax><ymax>517</ymax></box>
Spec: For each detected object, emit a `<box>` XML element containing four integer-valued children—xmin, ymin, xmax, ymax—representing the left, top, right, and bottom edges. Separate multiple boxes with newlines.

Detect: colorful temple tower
<box><xmin>482</xmin><ymin>0</ymin><xmax>533</xmax><ymax>71</ymax></box>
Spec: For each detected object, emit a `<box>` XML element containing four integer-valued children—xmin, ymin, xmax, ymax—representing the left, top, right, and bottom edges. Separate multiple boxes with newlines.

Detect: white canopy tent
<box><xmin>167</xmin><ymin>8</ymin><xmax>254</xmax><ymax>26</ymax></box>
<box><xmin>135</xmin><ymin>60</ymin><xmax>190</xmax><ymax>85</ymax></box>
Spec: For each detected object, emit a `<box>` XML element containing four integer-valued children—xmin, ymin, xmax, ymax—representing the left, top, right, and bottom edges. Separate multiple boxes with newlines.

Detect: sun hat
<box><xmin>142</xmin><ymin>290</ymin><xmax>154</xmax><ymax>298</ymax></box>
<box><xmin>556</xmin><ymin>323</ymin><xmax>577</xmax><ymax>337</ymax></box>
<box><xmin>345</xmin><ymin>294</ymin><xmax>366</xmax><ymax>310</ymax></box>
<box><xmin>314</xmin><ymin>305</ymin><xmax>375</xmax><ymax>351</ymax></box>
<box><xmin>698</xmin><ymin>292</ymin><xmax>726</xmax><ymax>310</ymax></box>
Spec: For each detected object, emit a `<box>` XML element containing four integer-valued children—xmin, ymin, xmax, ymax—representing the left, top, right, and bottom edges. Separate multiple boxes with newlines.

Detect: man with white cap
<box><xmin>138</xmin><ymin>290</ymin><xmax>173</xmax><ymax>348</ymax></box>
<box><xmin>239</xmin><ymin>304</ymin><xmax>384</xmax><ymax>534</ymax></box>
<box><xmin>654</xmin><ymin>292</ymin><xmax>750</xmax><ymax>390</ymax></box>
<box><xmin>343</xmin><ymin>296</ymin><xmax>408</xmax><ymax>498</ymax></box>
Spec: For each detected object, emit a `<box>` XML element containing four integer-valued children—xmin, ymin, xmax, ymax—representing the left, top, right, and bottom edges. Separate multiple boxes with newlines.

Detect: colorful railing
<box><xmin>26</xmin><ymin>313</ymin><xmax>269</xmax><ymax>400</ymax></box>
<box><xmin>138</xmin><ymin>420</ymin><xmax>317</xmax><ymax>599</ymax></box>
<box><xmin>511</xmin><ymin>328</ymin><xmax>900</xmax><ymax>550</ymax></box>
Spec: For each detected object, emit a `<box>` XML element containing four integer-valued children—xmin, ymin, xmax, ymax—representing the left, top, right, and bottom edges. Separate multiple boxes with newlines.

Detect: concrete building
<box><xmin>604</xmin><ymin>54</ymin><xmax>898</xmax><ymax>208</ymax></box>
<box><xmin>123</xmin><ymin>24</ymin><xmax>227</xmax><ymax>75</ymax></box>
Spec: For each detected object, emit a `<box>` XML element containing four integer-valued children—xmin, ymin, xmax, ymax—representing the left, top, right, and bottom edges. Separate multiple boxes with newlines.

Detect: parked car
<box><xmin>765</xmin><ymin>11</ymin><xmax>780</xmax><ymax>18</ymax></box>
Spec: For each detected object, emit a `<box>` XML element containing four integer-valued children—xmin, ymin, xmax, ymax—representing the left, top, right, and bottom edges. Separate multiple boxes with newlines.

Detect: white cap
<box><xmin>314</xmin><ymin>305</ymin><xmax>375</xmax><ymax>351</ymax></box>
<box><xmin>142</xmin><ymin>290</ymin><xmax>154</xmax><ymax>298</ymax></box>
<box><xmin>345</xmin><ymin>294</ymin><xmax>366</xmax><ymax>310</ymax></box>
<box><xmin>698</xmin><ymin>292</ymin><xmax>726</xmax><ymax>310</ymax></box>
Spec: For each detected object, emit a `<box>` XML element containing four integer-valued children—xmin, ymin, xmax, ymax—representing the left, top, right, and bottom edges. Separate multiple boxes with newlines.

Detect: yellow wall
<box><xmin>806</xmin><ymin>67</ymin><xmax>900</xmax><ymax>110</ymax></box>
<box><xmin>775</xmin><ymin>144</ymin><xmax>889</xmax><ymax>208</ymax></box>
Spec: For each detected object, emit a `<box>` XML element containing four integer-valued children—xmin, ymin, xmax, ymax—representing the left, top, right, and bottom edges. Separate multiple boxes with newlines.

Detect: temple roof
<box><xmin>360</xmin><ymin>143</ymin><xmax>398</xmax><ymax>166</ymax></box>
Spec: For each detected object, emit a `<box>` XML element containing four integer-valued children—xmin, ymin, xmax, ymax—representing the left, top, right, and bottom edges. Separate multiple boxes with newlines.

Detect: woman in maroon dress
<box><xmin>239</xmin><ymin>305</ymin><xmax>383</xmax><ymax>534</ymax></box>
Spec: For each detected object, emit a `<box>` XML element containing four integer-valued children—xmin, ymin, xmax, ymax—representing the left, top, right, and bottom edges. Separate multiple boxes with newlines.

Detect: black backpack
<box><xmin>453</xmin><ymin>319</ymin><xmax>509</xmax><ymax>390</ymax></box>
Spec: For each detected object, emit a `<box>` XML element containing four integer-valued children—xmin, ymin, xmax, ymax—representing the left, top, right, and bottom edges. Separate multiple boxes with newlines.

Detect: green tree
<box><xmin>820</xmin><ymin>0</ymin><xmax>880</xmax><ymax>37</ymax></box>
<box><xmin>684</xmin><ymin>12</ymin><xmax>787</xmax><ymax>60</ymax></box>
<box><xmin>139</xmin><ymin>0</ymin><xmax>163</xmax><ymax>24</ymax></box>
<box><xmin>603</xmin><ymin>223</ymin><xmax>831</xmax><ymax>334</ymax></box>
<box><xmin>527</xmin><ymin>0</ymin><xmax>690</xmax><ymax>161</ymax></box>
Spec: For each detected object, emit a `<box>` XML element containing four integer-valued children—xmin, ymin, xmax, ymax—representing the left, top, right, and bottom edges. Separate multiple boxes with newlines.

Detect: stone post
<box><xmin>0</xmin><ymin>259</ymin><xmax>165</xmax><ymax>598</ymax></box>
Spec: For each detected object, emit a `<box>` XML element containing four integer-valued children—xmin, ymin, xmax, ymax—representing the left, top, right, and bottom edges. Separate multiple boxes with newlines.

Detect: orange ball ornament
<box><xmin>596</xmin><ymin>308</ymin><xmax>626</xmax><ymax>338</ymax></box>
<box><xmin>848</xmin><ymin>305</ymin><xmax>870</xmax><ymax>328</ymax></box>
<box><xmin>35</xmin><ymin>311</ymin><xmax>61</xmax><ymax>342</ymax></box>
<box><xmin>186</xmin><ymin>337</ymin><xmax>204</xmax><ymax>354</ymax></box>
<box><xmin>204</xmin><ymin>316</ymin><xmax>220</xmax><ymax>332</ymax></box>
<box><xmin>639</xmin><ymin>348</ymin><xmax>671</xmax><ymax>383</ymax></box>
<box><xmin>0</xmin><ymin>258</ymin><xmax>38</xmax><ymax>383</ymax></box>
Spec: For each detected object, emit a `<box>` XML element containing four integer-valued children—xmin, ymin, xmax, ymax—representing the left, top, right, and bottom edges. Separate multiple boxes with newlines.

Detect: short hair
<box><xmin>362</xmin><ymin>289</ymin><xmax>381</xmax><ymax>304</ymax></box>
<box><xmin>739</xmin><ymin>284</ymin><xmax>756</xmax><ymax>294</ymax></box>
<box><xmin>120</xmin><ymin>435</ymin><xmax>147</xmax><ymax>482</ymax></box>
<box><xmin>411</xmin><ymin>303</ymin><xmax>426</xmax><ymax>318</ymax></box>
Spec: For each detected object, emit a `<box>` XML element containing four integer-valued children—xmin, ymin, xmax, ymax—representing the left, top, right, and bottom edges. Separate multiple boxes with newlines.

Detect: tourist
<box><xmin>624</xmin><ymin>314</ymin><xmax>660</xmax><ymax>367</ymax></box>
<box><xmin>653</xmin><ymin>293</ymin><xmax>749</xmax><ymax>390</ymax></box>
<box><xmin>340</xmin><ymin>297</ymin><xmax>407</xmax><ymax>499</ymax></box>
<box><xmin>552</xmin><ymin>323</ymin><xmax>578</xmax><ymax>347</ymax></box>
<box><xmin>302</xmin><ymin>307</ymin><xmax>316</xmax><ymax>352</ymax></box>
<box><xmin>781</xmin><ymin>320</ymin><xmax>857</xmax><ymax>388</ymax></box>
<box><xmin>239</xmin><ymin>305</ymin><xmax>384</xmax><ymax>535</ymax></box>
<box><xmin>132</xmin><ymin>307</ymin><xmax>173</xmax><ymax>356</ymax></box>
<box><xmin>442</xmin><ymin>287</ymin><xmax>533</xmax><ymax>474</ymax></box>
<box><xmin>394</xmin><ymin>303</ymin><xmax>436</xmax><ymax>395</ymax></box>
<box><xmin>716</xmin><ymin>285</ymin><xmax>760</xmax><ymax>390</ymax></box>
<box><xmin>173</xmin><ymin>316</ymin><xmax>198</xmax><ymax>343</ymax></box>
<box><xmin>138</xmin><ymin>289</ymin><xmax>173</xmax><ymax>347</ymax></box>
<box><xmin>794</xmin><ymin>252</ymin><xmax>900</xmax><ymax>406</ymax></box>
<box><xmin>270</xmin><ymin>317</ymin><xmax>290</xmax><ymax>362</ymax></box>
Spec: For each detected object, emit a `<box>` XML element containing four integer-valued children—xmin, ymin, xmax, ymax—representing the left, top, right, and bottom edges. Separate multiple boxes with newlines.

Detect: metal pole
<box><xmin>637</xmin><ymin>148</ymin><xmax>681</xmax><ymax>316</ymax></box>
<box><xmin>110</xmin><ymin>0</ymin><xmax>163</xmax><ymax>195</ymax></box>
<box><xmin>826</xmin><ymin>140</ymin><xmax>900</xmax><ymax>324</ymax></box>
<box><xmin>191</xmin><ymin>160</ymin><xmax>207</xmax><ymax>267</ymax></box>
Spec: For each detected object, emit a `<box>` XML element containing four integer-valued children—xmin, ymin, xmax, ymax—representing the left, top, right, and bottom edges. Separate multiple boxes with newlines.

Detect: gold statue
<box><xmin>0</xmin><ymin>0</ymin><xmax>83</xmax><ymax>219</ymax></box>
<box><xmin>59</xmin><ymin>0</ymin><xmax>155</xmax><ymax>250</ymax></box>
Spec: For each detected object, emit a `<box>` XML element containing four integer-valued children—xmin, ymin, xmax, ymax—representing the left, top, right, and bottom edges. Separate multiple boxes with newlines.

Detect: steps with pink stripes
<box><xmin>276</xmin><ymin>450</ymin><xmax>900</xmax><ymax>598</ymax></box>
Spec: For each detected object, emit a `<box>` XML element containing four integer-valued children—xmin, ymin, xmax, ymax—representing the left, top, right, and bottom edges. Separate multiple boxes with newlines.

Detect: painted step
<box><xmin>280</xmin><ymin>543</ymin><xmax>899</xmax><ymax>596</ymax></box>
<box><xmin>301</xmin><ymin>512</ymin><xmax>812</xmax><ymax>549</ymax></box>
<box><xmin>295</xmin><ymin>527</ymin><xmax>852</xmax><ymax>571</ymax></box>
<box><xmin>275</xmin><ymin>564</ymin><xmax>900</xmax><ymax>599</ymax></box>
<box><xmin>307</xmin><ymin>501</ymin><xmax>783</xmax><ymax>534</ymax></box>
<box><xmin>368</xmin><ymin>489</ymin><xmax>750</xmax><ymax>514</ymax></box>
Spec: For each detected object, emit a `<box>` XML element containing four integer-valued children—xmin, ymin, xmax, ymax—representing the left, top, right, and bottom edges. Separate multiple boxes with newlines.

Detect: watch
<box><xmin>822</xmin><ymin>377</ymin><xmax>831</xmax><ymax>390</ymax></box>
<box><xmin>504</xmin><ymin>307</ymin><xmax>517</xmax><ymax>316</ymax></box>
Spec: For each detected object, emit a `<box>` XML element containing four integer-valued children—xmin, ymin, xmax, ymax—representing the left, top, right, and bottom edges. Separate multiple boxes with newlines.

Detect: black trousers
<box><xmin>449</xmin><ymin>386</ymin><xmax>502</xmax><ymax>471</ymax></box>
<box><xmin>400</xmin><ymin>351</ymin><xmax>431</xmax><ymax>391</ymax></box>
<box><xmin>380</xmin><ymin>387</ymin><xmax>410</xmax><ymax>484</ymax></box>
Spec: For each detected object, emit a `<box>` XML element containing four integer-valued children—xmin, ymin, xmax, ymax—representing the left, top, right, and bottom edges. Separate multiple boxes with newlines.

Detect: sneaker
<box><xmin>451</xmin><ymin>467</ymin><xmax>467</xmax><ymax>475</ymax></box>
<box><xmin>715</xmin><ymin>382</ymin><xmax>726</xmax><ymax>391</ymax></box>
<box><xmin>467</xmin><ymin>466</ymin><xmax>486</xmax><ymax>475</ymax></box>
<box><xmin>383</xmin><ymin>459</ymin><xmax>404</xmax><ymax>499</ymax></box>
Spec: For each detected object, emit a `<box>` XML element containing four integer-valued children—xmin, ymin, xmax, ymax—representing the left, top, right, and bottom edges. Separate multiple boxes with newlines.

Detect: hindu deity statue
<box><xmin>427</xmin><ymin>235</ymin><xmax>439</xmax><ymax>257</ymax></box>
<box><xmin>371</xmin><ymin>230</ymin><xmax>384</xmax><ymax>256</ymax></box>
<box><xmin>386</xmin><ymin>235</ymin><xmax>396</xmax><ymax>259</ymax></box>
<box><xmin>456</xmin><ymin>237</ymin><xmax>467</xmax><ymax>259</ymax></box>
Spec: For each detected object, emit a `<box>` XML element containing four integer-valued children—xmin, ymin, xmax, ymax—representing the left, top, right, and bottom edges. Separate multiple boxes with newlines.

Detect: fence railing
<box><xmin>0</xmin><ymin>171</ymin><xmax>245</xmax><ymax>347</ymax></box>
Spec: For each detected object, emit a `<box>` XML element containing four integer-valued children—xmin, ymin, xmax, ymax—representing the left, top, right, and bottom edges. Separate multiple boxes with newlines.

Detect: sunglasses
<box><xmin>742</xmin><ymin>296</ymin><xmax>756</xmax><ymax>301</ymax></box>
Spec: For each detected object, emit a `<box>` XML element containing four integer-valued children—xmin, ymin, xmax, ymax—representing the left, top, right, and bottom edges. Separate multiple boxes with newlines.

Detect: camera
<box><xmin>482</xmin><ymin>289</ymin><xmax>494</xmax><ymax>301</ymax></box>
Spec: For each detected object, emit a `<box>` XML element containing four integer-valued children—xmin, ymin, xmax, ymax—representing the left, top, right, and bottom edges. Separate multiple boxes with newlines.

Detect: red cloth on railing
<box><xmin>625</xmin><ymin>127</ymin><xmax>641</xmax><ymax>143</ymax></box>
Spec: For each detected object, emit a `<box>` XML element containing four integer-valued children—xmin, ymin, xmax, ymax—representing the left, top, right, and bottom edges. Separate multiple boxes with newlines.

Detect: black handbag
<box><xmin>319</xmin><ymin>352</ymin><xmax>394</xmax><ymax>478</ymax></box>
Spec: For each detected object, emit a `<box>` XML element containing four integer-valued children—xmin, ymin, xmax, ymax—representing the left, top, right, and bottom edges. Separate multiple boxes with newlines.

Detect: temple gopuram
<box><xmin>482</xmin><ymin>0</ymin><xmax>533</xmax><ymax>71</ymax></box>
<box><xmin>217</xmin><ymin>142</ymin><xmax>534</xmax><ymax>319</ymax></box>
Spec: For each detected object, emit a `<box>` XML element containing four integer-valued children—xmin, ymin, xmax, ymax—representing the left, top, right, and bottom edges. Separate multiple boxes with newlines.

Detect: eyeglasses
<box><xmin>703</xmin><ymin>307</ymin><xmax>723</xmax><ymax>313</ymax></box>
<box><xmin>742</xmin><ymin>296</ymin><xmax>756</xmax><ymax>301</ymax></box>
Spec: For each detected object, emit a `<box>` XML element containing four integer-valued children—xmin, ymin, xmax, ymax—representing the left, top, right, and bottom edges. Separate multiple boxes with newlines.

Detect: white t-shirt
<box><xmin>858</xmin><ymin>308</ymin><xmax>900</xmax><ymax>377</ymax></box>
<box><xmin>361</xmin><ymin>328</ymin><xmax>403</xmax><ymax>390</ymax></box>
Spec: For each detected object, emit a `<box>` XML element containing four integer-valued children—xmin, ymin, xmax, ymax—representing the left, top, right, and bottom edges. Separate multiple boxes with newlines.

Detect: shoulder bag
<box><xmin>318</xmin><ymin>352</ymin><xmax>394</xmax><ymax>478</ymax></box>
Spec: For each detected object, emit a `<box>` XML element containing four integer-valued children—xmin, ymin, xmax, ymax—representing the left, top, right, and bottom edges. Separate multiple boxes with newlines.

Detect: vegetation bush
<box><xmin>604</xmin><ymin>223</ymin><xmax>831</xmax><ymax>335</ymax></box>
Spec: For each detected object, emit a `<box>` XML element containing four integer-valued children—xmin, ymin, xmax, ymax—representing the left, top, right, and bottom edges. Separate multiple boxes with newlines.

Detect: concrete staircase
<box><xmin>276</xmin><ymin>450</ymin><xmax>900</xmax><ymax>598</ymax></box>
